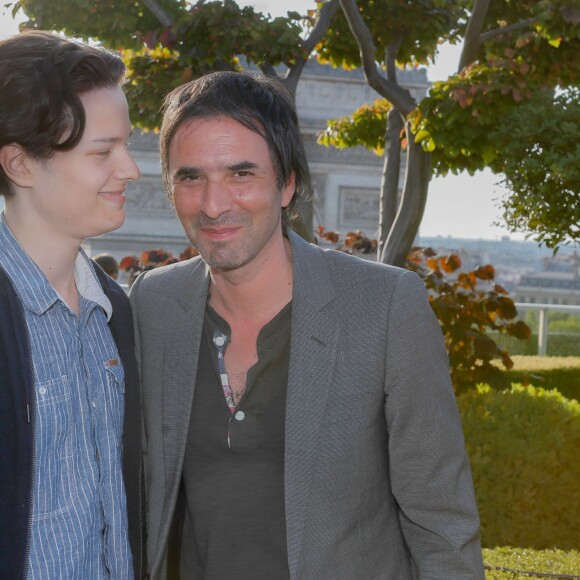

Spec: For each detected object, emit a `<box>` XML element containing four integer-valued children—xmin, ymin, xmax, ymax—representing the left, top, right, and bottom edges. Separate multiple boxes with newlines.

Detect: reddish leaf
<box><xmin>440</xmin><ymin>254</ymin><xmax>462</xmax><ymax>273</ymax></box>
<box><xmin>509</xmin><ymin>320</ymin><xmax>533</xmax><ymax>339</ymax></box>
<box><xmin>179</xmin><ymin>246</ymin><xmax>199</xmax><ymax>260</ymax></box>
<box><xmin>119</xmin><ymin>256</ymin><xmax>138</xmax><ymax>271</ymax></box>
<box><xmin>497</xmin><ymin>297</ymin><xmax>517</xmax><ymax>319</ymax></box>
<box><xmin>323</xmin><ymin>231</ymin><xmax>340</xmax><ymax>243</ymax></box>
<box><xmin>474</xmin><ymin>264</ymin><xmax>495</xmax><ymax>280</ymax></box>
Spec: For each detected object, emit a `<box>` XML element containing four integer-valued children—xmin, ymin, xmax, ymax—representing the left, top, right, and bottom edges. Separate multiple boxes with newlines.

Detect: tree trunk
<box><xmin>380</xmin><ymin>124</ymin><xmax>431</xmax><ymax>266</ymax></box>
<box><xmin>378</xmin><ymin>109</ymin><xmax>404</xmax><ymax>258</ymax></box>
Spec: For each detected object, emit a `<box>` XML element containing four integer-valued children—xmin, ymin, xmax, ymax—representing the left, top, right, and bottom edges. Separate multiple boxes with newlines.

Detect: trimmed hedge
<box><xmin>500</xmin><ymin>355</ymin><xmax>580</xmax><ymax>402</ymax></box>
<box><xmin>483</xmin><ymin>547</ymin><xmax>580</xmax><ymax>578</ymax></box>
<box><xmin>458</xmin><ymin>385</ymin><xmax>580</xmax><ymax>550</ymax></box>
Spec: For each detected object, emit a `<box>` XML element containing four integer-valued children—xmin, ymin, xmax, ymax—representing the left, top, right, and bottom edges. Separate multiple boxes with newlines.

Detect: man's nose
<box><xmin>120</xmin><ymin>149</ymin><xmax>141</xmax><ymax>182</ymax></box>
<box><xmin>200</xmin><ymin>179</ymin><xmax>233</xmax><ymax>219</ymax></box>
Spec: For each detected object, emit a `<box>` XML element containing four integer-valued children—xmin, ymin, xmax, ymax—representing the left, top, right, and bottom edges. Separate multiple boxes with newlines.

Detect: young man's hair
<box><xmin>159</xmin><ymin>71</ymin><xmax>311</xmax><ymax>224</ymax></box>
<box><xmin>0</xmin><ymin>30</ymin><xmax>126</xmax><ymax>197</ymax></box>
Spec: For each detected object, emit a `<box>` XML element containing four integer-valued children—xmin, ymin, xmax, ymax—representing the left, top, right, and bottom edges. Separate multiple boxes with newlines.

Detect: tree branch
<box><xmin>458</xmin><ymin>0</ymin><xmax>491</xmax><ymax>71</ymax></box>
<box><xmin>480</xmin><ymin>18</ymin><xmax>535</xmax><ymax>44</ymax></box>
<box><xmin>338</xmin><ymin>0</ymin><xmax>415</xmax><ymax>115</ymax></box>
<box><xmin>302</xmin><ymin>0</ymin><xmax>340</xmax><ymax>54</ymax></box>
<box><xmin>141</xmin><ymin>0</ymin><xmax>175</xmax><ymax>27</ymax></box>
<box><xmin>385</xmin><ymin>33</ymin><xmax>403</xmax><ymax>82</ymax></box>
<box><xmin>278</xmin><ymin>0</ymin><xmax>339</xmax><ymax>97</ymax></box>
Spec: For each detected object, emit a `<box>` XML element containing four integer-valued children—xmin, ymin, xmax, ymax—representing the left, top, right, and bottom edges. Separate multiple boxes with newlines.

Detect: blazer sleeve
<box><xmin>383</xmin><ymin>270</ymin><xmax>485</xmax><ymax>579</ymax></box>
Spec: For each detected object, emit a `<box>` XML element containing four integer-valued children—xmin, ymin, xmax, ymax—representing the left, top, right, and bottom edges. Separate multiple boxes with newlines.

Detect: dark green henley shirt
<box><xmin>180</xmin><ymin>302</ymin><xmax>292</xmax><ymax>580</ymax></box>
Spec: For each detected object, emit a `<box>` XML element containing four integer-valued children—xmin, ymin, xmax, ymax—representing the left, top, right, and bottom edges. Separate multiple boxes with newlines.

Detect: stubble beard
<box><xmin>187</xmin><ymin>214</ymin><xmax>252</xmax><ymax>271</ymax></box>
<box><xmin>187</xmin><ymin>211</ymin><xmax>282</xmax><ymax>273</ymax></box>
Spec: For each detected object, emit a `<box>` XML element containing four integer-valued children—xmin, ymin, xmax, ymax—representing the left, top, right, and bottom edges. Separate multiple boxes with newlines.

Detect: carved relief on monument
<box><xmin>339</xmin><ymin>187</ymin><xmax>380</xmax><ymax>230</ymax></box>
<box><xmin>125</xmin><ymin>177</ymin><xmax>171</xmax><ymax>212</ymax></box>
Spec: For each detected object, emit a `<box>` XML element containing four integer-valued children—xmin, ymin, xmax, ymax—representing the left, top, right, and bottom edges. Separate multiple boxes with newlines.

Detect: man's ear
<box><xmin>0</xmin><ymin>144</ymin><xmax>35</xmax><ymax>189</ymax></box>
<box><xmin>281</xmin><ymin>172</ymin><xmax>296</xmax><ymax>208</ymax></box>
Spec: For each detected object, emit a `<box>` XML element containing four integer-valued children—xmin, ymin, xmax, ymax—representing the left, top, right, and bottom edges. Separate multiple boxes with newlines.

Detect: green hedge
<box><xmin>483</xmin><ymin>547</ymin><xmax>580</xmax><ymax>578</ymax></box>
<box><xmin>492</xmin><ymin>356</ymin><xmax>580</xmax><ymax>401</ymax></box>
<box><xmin>458</xmin><ymin>385</ymin><xmax>580</xmax><ymax>550</ymax></box>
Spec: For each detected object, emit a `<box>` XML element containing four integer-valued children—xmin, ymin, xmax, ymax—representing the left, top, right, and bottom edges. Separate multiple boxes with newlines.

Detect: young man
<box><xmin>130</xmin><ymin>71</ymin><xmax>485</xmax><ymax>579</ymax></box>
<box><xmin>0</xmin><ymin>31</ymin><xmax>143</xmax><ymax>578</ymax></box>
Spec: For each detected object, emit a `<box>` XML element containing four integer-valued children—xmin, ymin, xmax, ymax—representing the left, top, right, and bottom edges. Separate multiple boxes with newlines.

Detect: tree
<box><xmin>7</xmin><ymin>0</ymin><xmax>579</xmax><ymax>259</ymax></box>
<box><xmin>318</xmin><ymin>0</ymin><xmax>580</xmax><ymax>264</ymax></box>
<box><xmin>8</xmin><ymin>0</ymin><xmax>342</xmax><ymax>240</ymax></box>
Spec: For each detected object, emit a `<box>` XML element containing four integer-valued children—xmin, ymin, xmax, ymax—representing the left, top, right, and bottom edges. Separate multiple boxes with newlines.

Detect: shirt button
<box><xmin>38</xmin><ymin>387</ymin><xmax>47</xmax><ymax>395</ymax></box>
<box><xmin>92</xmin><ymin>401</ymin><xmax>97</xmax><ymax>408</ymax></box>
<box><xmin>235</xmin><ymin>411</ymin><xmax>245</xmax><ymax>421</ymax></box>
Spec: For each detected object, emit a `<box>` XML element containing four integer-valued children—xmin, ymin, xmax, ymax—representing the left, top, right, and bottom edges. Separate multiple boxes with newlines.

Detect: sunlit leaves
<box><xmin>495</xmin><ymin>87</ymin><xmax>580</xmax><ymax>249</ymax></box>
<box><xmin>318</xmin><ymin>0</ymin><xmax>468</xmax><ymax>69</ymax></box>
<box><xmin>13</xmin><ymin>0</ymin><xmax>306</xmax><ymax>131</ymax></box>
<box><xmin>317</xmin><ymin>99</ymin><xmax>392</xmax><ymax>155</ymax></box>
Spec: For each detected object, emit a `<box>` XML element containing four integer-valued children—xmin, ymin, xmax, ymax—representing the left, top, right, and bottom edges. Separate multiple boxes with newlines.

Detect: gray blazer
<box><xmin>130</xmin><ymin>231</ymin><xmax>484</xmax><ymax>579</ymax></box>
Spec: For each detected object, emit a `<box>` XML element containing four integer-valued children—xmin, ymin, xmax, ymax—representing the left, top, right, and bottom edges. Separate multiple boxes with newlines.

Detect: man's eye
<box><xmin>234</xmin><ymin>170</ymin><xmax>251</xmax><ymax>177</ymax></box>
<box><xmin>95</xmin><ymin>150</ymin><xmax>112</xmax><ymax>157</ymax></box>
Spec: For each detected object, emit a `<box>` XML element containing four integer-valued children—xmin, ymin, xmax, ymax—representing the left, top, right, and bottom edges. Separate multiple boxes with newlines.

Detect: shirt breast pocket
<box><xmin>33</xmin><ymin>375</ymin><xmax>77</xmax><ymax>520</ymax></box>
<box><xmin>105</xmin><ymin>362</ymin><xmax>126</xmax><ymax>441</ymax></box>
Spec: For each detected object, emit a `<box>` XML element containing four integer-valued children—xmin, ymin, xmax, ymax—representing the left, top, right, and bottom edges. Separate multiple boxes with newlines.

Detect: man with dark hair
<box><xmin>0</xmin><ymin>31</ymin><xmax>143</xmax><ymax>578</ymax></box>
<box><xmin>131</xmin><ymin>71</ymin><xmax>484</xmax><ymax>579</ymax></box>
<box><xmin>94</xmin><ymin>253</ymin><xmax>120</xmax><ymax>280</ymax></box>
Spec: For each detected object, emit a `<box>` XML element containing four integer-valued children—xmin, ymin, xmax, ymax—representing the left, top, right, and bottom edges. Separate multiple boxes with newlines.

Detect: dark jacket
<box><xmin>0</xmin><ymin>264</ymin><xmax>144</xmax><ymax>579</ymax></box>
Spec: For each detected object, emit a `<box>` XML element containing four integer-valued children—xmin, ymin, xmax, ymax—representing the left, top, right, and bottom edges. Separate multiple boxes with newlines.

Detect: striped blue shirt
<box><xmin>0</xmin><ymin>213</ymin><xmax>132</xmax><ymax>579</ymax></box>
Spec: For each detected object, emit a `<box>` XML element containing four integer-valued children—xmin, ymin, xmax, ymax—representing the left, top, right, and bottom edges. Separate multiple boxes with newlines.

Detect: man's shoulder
<box><xmin>139</xmin><ymin>255</ymin><xmax>205</xmax><ymax>285</ymax></box>
<box><xmin>304</xmin><ymin>240</ymin><xmax>409</xmax><ymax>285</ymax></box>
<box><xmin>129</xmin><ymin>255</ymin><xmax>206</xmax><ymax>302</ymax></box>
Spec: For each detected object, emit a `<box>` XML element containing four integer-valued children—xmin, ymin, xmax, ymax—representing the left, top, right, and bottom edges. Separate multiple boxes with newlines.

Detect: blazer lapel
<box><xmin>158</xmin><ymin>259</ymin><xmax>210</xmax><ymax>540</ymax></box>
<box><xmin>285</xmin><ymin>233</ymin><xmax>339</xmax><ymax>579</ymax></box>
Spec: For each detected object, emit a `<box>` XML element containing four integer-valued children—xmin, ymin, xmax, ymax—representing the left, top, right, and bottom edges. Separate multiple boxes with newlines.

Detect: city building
<box><xmin>515</xmin><ymin>253</ymin><xmax>580</xmax><ymax>306</ymax></box>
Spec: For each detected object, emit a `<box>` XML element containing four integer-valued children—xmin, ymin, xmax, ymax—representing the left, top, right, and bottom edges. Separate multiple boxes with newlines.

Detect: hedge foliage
<box><xmin>483</xmin><ymin>547</ymin><xmax>580</xmax><ymax>579</ymax></box>
<box><xmin>499</xmin><ymin>356</ymin><xmax>580</xmax><ymax>402</ymax></box>
<box><xmin>458</xmin><ymin>385</ymin><xmax>580</xmax><ymax>550</ymax></box>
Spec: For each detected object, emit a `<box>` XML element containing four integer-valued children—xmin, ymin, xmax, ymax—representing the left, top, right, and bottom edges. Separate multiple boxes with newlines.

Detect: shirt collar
<box><xmin>0</xmin><ymin>211</ymin><xmax>113</xmax><ymax>320</ymax></box>
<box><xmin>74</xmin><ymin>251</ymin><xmax>113</xmax><ymax>320</ymax></box>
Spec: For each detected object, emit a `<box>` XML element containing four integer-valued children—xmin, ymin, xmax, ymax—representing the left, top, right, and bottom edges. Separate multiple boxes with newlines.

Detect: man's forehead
<box><xmin>173</xmin><ymin>115</ymin><xmax>265</xmax><ymax>143</ymax></box>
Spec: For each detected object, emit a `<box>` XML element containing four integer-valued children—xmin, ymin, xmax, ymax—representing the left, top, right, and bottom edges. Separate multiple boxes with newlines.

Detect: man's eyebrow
<box><xmin>172</xmin><ymin>166</ymin><xmax>201</xmax><ymax>182</ymax></box>
<box><xmin>228</xmin><ymin>161</ymin><xmax>260</xmax><ymax>172</ymax></box>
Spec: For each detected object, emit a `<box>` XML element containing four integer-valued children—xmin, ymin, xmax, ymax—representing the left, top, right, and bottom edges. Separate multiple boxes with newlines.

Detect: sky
<box><xmin>0</xmin><ymin>1</ymin><xmax>523</xmax><ymax>241</ymax></box>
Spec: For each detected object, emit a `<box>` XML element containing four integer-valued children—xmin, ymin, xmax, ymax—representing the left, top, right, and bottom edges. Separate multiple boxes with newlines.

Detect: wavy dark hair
<box><xmin>0</xmin><ymin>31</ymin><xmax>126</xmax><ymax>197</ymax></box>
<box><xmin>160</xmin><ymin>71</ymin><xmax>311</xmax><ymax>224</ymax></box>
